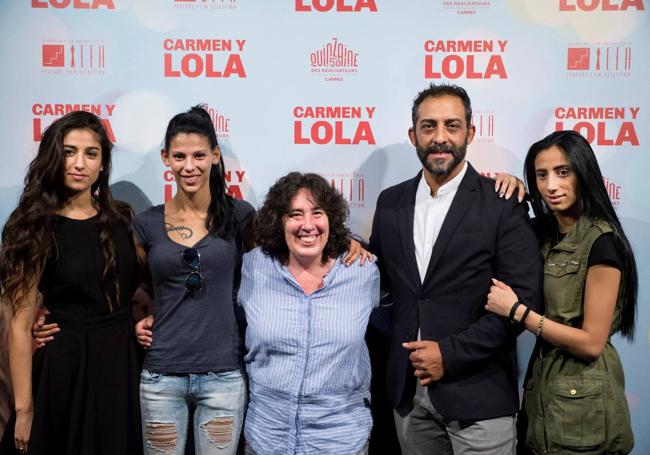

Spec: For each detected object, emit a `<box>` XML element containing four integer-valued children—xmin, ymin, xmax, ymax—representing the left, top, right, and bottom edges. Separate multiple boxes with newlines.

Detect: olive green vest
<box><xmin>520</xmin><ymin>217</ymin><xmax>633</xmax><ymax>454</ymax></box>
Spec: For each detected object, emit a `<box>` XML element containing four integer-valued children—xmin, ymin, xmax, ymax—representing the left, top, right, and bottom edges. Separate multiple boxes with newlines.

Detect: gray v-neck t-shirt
<box><xmin>133</xmin><ymin>199</ymin><xmax>254</xmax><ymax>373</ymax></box>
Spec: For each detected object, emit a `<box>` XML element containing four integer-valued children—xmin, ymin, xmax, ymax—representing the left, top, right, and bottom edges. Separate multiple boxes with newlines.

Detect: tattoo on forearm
<box><xmin>165</xmin><ymin>223</ymin><xmax>193</xmax><ymax>239</ymax></box>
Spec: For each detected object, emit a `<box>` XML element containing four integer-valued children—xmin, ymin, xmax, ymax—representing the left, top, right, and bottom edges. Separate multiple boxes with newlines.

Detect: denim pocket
<box><xmin>206</xmin><ymin>369</ymin><xmax>244</xmax><ymax>382</ymax></box>
<box><xmin>140</xmin><ymin>369</ymin><xmax>163</xmax><ymax>384</ymax></box>
<box><xmin>545</xmin><ymin>375</ymin><xmax>605</xmax><ymax>449</ymax></box>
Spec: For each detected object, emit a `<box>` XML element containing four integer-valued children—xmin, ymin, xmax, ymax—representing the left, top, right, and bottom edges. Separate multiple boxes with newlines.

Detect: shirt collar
<box><xmin>417</xmin><ymin>161</ymin><xmax>468</xmax><ymax>199</ymax></box>
<box><xmin>274</xmin><ymin>255</ymin><xmax>342</xmax><ymax>293</ymax></box>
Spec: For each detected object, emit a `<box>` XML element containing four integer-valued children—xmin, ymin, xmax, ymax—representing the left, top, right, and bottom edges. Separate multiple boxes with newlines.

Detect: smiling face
<box><xmin>162</xmin><ymin>133</ymin><xmax>220</xmax><ymax>196</ymax></box>
<box><xmin>534</xmin><ymin>145</ymin><xmax>578</xmax><ymax>216</ymax></box>
<box><xmin>284</xmin><ymin>188</ymin><xmax>330</xmax><ymax>265</ymax></box>
<box><xmin>409</xmin><ymin>94</ymin><xmax>475</xmax><ymax>182</ymax></box>
<box><xmin>62</xmin><ymin>128</ymin><xmax>103</xmax><ymax>196</ymax></box>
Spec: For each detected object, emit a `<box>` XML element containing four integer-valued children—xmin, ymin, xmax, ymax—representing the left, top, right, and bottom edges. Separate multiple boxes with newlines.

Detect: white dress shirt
<box><xmin>413</xmin><ymin>161</ymin><xmax>468</xmax><ymax>283</ymax></box>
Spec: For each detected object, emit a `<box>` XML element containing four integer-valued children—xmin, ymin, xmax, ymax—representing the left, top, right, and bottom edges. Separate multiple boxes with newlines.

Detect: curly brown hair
<box><xmin>255</xmin><ymin>172</ymin><xmax>350</xmax><ymax>264</ymax></box>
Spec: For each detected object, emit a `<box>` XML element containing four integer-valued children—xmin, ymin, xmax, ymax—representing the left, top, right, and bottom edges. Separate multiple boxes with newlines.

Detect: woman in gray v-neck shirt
<box><xmin>133</xmin><ymin>106</ymin><xmax>254</xmax><ymax>455</ymax></box>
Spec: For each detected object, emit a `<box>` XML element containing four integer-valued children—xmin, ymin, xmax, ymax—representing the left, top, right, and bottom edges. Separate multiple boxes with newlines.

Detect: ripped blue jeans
<box><xmin>140</xmin><ymin>369</ymin><xmax>246</xmax><ymax>455</ymax></box>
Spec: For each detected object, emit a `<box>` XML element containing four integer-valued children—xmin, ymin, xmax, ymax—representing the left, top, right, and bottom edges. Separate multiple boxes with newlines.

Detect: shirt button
<box><xmin>570</xmin><ymin>389</ymin><xmax>577</xmax><ymax>396</ymax></box>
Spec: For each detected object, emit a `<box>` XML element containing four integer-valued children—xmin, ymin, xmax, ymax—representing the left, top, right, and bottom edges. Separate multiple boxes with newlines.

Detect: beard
<box><xmin>415</xmin><ymin>140</ymin><xmax>467</xmax><ymax>177</ymax></box>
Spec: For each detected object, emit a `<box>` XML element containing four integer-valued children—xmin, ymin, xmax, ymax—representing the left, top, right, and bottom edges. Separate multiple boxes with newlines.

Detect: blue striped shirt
<box><xmin>239</xmin><ymin>247</ymin><xmax>380</xmax><ymax>455</ymax></box>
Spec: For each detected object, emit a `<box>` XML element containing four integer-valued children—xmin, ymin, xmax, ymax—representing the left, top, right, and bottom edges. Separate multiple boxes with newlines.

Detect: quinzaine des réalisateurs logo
<box><xmin>310</xmin><ymin>37</ymin><xmax>359</xmax><ymax>82</ymax></box>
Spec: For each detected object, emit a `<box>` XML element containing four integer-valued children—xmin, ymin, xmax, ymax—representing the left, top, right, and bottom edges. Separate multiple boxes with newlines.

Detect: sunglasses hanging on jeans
<box><xmin>181</xmin><ymin>248</ymin><xmax>202</xmax><ymax>293</ymax></box>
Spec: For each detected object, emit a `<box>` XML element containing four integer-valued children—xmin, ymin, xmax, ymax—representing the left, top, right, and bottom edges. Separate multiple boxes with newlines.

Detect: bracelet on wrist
<box><xmin>519</xmin><ymin>306</ymin><xmax>532</xmax><ymax>326</ymax></box>
<box><xmin>508</xmin><ymin>301</ymin><xmax>522</xmax><ymax>324</ymax></box>
<box><xmin>535</xmin><ymin>315</ymin><xmax>546</xmax><ymax>337</ymax></box>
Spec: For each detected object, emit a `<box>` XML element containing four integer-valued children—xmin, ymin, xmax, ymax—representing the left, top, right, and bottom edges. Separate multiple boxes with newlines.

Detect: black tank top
<box><xmin>38</xmin><ymin>214</ymin><xmax>139</xmax><ymax>320</ymax></box>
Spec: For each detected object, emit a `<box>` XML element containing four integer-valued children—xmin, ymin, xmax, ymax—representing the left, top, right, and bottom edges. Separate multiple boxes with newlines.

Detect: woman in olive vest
<box><xmin>484</xmin><ymin>130</ymin><xmax>637</xmax><ymax>454</ymax></box>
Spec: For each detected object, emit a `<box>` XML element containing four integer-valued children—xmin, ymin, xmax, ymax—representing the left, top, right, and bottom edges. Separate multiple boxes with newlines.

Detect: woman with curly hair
<box><xmin>125</xmin><ymin>110</ymin><xmax>368</xmax><ymax>454</ymax></box>
<box><xmin>239</xmin><ymin>172</ymin><xmax>380</xmax><ymax>455</ymax></box>
<box><xmin>485</xmin><ymin>130</ymin><xmax>637</xmax><ymax>454</ymax></box>
<box><xmin>0</xmin><ymin>111</ymin><xmax>142</xmax><ymax>454</ymax></box>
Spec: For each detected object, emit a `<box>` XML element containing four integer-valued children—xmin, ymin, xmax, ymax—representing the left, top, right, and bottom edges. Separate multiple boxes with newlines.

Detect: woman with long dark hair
<box><xmin>131</xmin><ymin>105</ymin><xmax>254</xmax><ymax>455</ymax></box>
<box><xmin>485</xmin><ymin>130</ymin><xmax>637</xmax><ymax>454</ymax></box>
<box><xmin>33</xmin><ymin>106</ymin><xmax>371</xmax><ymax>454</ymax></box>
<box><xmin>0</xmin><ymin>111</ymin><xmax>142</xmax><ymax>454</ymax></box>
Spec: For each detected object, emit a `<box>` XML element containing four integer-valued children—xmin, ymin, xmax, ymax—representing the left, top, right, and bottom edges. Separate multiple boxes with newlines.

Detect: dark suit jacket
<box><xmin>369</xmin><ymin>163</ymin><xmax>542</xmax><ymax>421</ymax></box>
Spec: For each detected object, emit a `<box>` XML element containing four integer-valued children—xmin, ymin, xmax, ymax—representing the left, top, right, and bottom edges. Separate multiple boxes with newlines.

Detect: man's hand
<box><xmin>135</xmin><ymin>315</ymin><xmax>154</xmax><ymax>348</ymax></box>
<box><xmin>402</xmin><ymin>340</ymin><xmax>445</xmax><ymax>385</ymax></box>
<box><xmin>32</xmin><ymin>314</ymin><xmax>60</xmax><ymax>349</ymax></box>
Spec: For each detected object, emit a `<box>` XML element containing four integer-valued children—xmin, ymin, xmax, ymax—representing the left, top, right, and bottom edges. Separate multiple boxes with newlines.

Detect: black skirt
<box><xmin>1</xmin><ymin>309</ymin><xmax>143</xmax><ymax>455</ymax></box>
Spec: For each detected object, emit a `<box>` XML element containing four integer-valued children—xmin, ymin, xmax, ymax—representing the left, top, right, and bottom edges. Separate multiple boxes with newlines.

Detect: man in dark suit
<box><xmin>369</xmin><ymin>83</ymin><xmax>542</xmax><ymax>454</ymax></box>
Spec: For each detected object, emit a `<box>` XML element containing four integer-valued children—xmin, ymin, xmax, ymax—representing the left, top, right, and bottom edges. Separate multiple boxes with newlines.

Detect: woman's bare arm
<box><xmin>9</xmin><ymin>285</ymin><xmax>40</xmax><ymax>452</ymax></box>
<box><xmin>486</xmin><ymin>265</ymin><xmax>620</xmax><ymax>362</ymax></box>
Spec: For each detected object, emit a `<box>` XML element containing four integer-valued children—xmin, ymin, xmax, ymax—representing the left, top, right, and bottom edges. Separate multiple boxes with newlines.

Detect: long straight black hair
<box><xmin>524</xmin><ymin>130</ymin><xmax>638</xmax><ymax>339</ymax></box>
<box><xmin>163</xmin><ymin>105</ymin><xmax>237</xmax><ymax>238</ymax></box>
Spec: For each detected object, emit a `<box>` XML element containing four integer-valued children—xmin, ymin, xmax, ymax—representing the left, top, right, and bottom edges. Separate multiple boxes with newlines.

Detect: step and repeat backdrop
<box><xmin>1</xmin><ymin>0</ymin><xmax>649</xmax><ymax>450</ymax></box>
